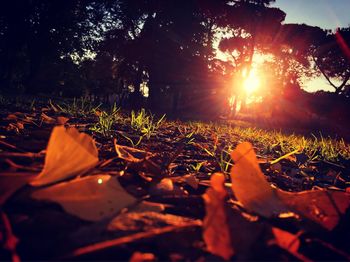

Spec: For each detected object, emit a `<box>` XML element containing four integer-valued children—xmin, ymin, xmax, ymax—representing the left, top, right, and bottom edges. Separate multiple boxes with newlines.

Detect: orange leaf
<box><xmin>272</xmin><ymin>227</ymin><xmax>300</xmax><ymax>253</ymax></box>
<box><xmin>230</xmin><ymin>142</ymin><xmax>350</xmax><ymax>230</ymax></box>
<box><xmin>0</xmin><ymin>172</ymin><xmax>37</xmax><ymax>205</ymax></box>
<box><xmin>57</xmin><ymin>116</ymin><xmax>69</xmax><ymax>125</ymax></box>
<box><xmin>203</xmin><ymin>173</ymin><xmax>234</xmax><ymax>260</ymax></box>
<box><xmin>30</xmin><ymin>126</ymin><xmax>99</xmax><ymax>186</ymax></box>
<box><xmin>32</xmin><ymin>175</ymin><xmax>137</xmax><ymax>221</ymax></box>
<box><xmin>278</xmin><ymin>190</ymin><xmax>350</xmax><ymax>231</ymax></box>
<box><xmin>41</xmin><ymin>113</ymin><xmax>56</xmax><ymax>124</ymax></box>
<box><xmin>230</xmin><ymin>142</ymin><xmax>288</xmax><ymax>217</ymax></box>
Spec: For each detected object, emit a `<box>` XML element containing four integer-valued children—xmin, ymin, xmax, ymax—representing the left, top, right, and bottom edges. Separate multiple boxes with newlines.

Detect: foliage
<box><xmin>90</xmin><ymin>103</ymin><xmax>120</xmax><ymax>137</ymax></box>
<box><xmin>130</xmin><ymin>108</ymin><xmax>166</xmax><ymax>139</ymax></box>
<box><xmin>50</xmin><ymin>97</ymin><xmax>101</xmax><ymax>117</ymax></box>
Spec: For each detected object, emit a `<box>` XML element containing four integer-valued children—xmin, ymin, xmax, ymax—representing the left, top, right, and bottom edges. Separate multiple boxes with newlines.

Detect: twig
<box><xmin>307</xmin><ymin>238</ymin><xmax>350</xmax><ymax>260</ymax></box>
<box><xmin>61</xmin><ymin>221</ymin><xmax>201</xmax><ymax>259</ymax></box>
<box><xmin>0</xmin><ymin>152</ymin><xmax>44</xmax><ymax>159</ymax></box>
<box><xmin>4</xmin><ymin>159</ymin><xmax>41</xmax><ymax>172</ymax></box>
<box><xmin>0</xmin><ymin>211</ymin><xmax>20</xmax><ymax>262</ymax></box>
<box><xmin>0</xmin><ymin>140</ymin><xmax>26</xmax><ymax>153</ymax></box>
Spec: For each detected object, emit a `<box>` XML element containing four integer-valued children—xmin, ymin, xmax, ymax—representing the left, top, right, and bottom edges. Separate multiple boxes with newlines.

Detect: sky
<box><xmin>271</xmin><ymin>0</ymin><xmax>350</xmax><ymax>92</ymax></box>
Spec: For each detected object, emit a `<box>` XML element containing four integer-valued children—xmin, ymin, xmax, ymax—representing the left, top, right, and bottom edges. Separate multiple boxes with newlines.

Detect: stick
<box><xmin>61</xmin><ymin>221</ymin><xmax>202</xmax><ymax>259</ymax></box>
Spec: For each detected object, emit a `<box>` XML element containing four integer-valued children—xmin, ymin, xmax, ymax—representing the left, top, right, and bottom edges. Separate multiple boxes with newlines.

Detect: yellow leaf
<box><xmin>230</xmin><ymin>142</ymin><xmax>288</xmax><ymax>217</ymax></box>
<box><xmin>30</xmin><ymin>126</ymin><xmax>98</xmax><ymax>186</ymax></box>
<box><xmin>230</xmin><ymin>142</ymin><xmax>350</xmax><ymax>230</ymax></box>
<box><xmin>32</xmin><ymin>175</ymin><xmax>137</xmax><ymax>221</ymax></box>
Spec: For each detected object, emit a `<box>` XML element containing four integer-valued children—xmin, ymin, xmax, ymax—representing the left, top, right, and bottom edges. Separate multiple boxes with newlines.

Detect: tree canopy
<box><xmin>1</xmin><ymin>0</ymin><xmax>350</xmax><ymax>111</ymax></box>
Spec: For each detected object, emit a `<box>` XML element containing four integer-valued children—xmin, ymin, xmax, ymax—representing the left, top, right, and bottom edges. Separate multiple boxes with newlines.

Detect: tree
<box><xmin>0</xmin><ymin>0</ymin><xmax>104</xmax><ymax>94</ymax></box>
<box><xmin>218</xmin><ymin>0</ymin><xmax>285</xmax><ymax>114</ymax></box>
<box><xmin>97</xmin><ymin>0</ymin><xmax>228</xmax><ymax>112</ymax></box>
<box><xmin>312</xmin><ymin>27</ymin><xmax>350</xmax><ymax>94</ymax></box>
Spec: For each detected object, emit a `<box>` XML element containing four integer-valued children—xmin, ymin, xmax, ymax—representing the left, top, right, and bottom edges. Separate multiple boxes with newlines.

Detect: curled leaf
<box><xmin>230</xmin><ymin>142</ymin><xmax>288</xmax><ymax>217</ymax></box>
<box><xmin>230</xmin><ymin>142</ymin><xmax>350</xmax><ymax>230</ymax></box>
<box><xmin>114</xmin><ymin>140</ymin><xmax>161</xmax><ymax>176</ymax></box>
<box><xmin>30</xmin><ymin>126</ymin><xmax>99</xmax><ymax>186</ymax></box>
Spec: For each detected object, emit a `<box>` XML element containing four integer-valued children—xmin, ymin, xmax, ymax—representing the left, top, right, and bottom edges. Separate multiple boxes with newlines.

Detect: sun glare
<box><xmin>243</xmin><ymin>70</ymin><xmax>260</xmax><ymax>94</ymax></box>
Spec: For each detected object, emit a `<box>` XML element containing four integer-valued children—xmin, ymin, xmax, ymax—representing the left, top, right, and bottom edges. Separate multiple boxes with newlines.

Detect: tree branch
<box><xmin>312</xmin><ymin>56</ymin><xmax>350</xmax><ymax>94</ymax></box>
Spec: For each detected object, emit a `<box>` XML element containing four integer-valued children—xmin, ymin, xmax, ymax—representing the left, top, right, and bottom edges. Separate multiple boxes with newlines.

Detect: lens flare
<box><xmin>243</xmin><ymin>70</ymin><xmax>260</xmax><ymax>94</ymax></box>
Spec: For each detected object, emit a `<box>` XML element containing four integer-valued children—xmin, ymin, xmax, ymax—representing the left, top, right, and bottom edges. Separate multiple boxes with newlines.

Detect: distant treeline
<box><xmin>0</xmin><ymin>0</ymin><xmax>349</xmax><ymax>113</ymax></box>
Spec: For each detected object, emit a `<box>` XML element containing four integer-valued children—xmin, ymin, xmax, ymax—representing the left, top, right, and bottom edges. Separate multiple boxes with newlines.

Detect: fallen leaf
<box><xmin>30</xmin><ymin>126</ymin><xmax>99</xmax><ymax>186</ymax></box>
<box><xmin>5</xmin><ymin>114</ymin><xmax>18</xmax><ymax>120</ymax></box>
<box><xmin>230</xmin><ymin>142</ymin><xmax>350</xmax><ymax>230</ymax></box>
<box><xmin>41</xmin><ymin>113</ymin><xmax>56</xmax><ymax>124</ymax></box>
<box><xmin>203</xmin><ymin>173</ymin><xmax>234</xmax><ymax>260</ymax></box>
<box><xmin>270</xmin><ymin>163</ymin><xmax>282</xmax><ymax>173</ymax></box>
<box><xmin>271</xmin><ymin>228</ymin><xmax>312</xmax><ymax>261</ymax></box>
<box><xmin>230</xmin><ymin>142</ymin><xmax>288</xmax><ymax>217</ymax></box>
<box><xmin>57</xmin><ymin>116</ymin><xmax>69</xmax><ymax>125</ymax></box>
<box><xmin>32</xmin><ymin>174</ymin><xmax>137</xmax><ymax>221</ymax></box>
<box><xmin>0</xmin><ymin>172</ymin><xmax>37</xmax><ymax>205</ymax></box>
<box><xmin>271</xmin><ymin>227</ymin><xmax>300</xmax><ymax>253</ymax></box>
<box><xmin>108</xmin><ymin>211</ymin><xmax>199</xmax><ymax>232</ymax></box>
<box><xmin>114</xmin><ymin>140</ymin><xmax>161</xmax><ymax>176</ymax></box>
<box><xmin>278</xmin><ymin>190</ymin><xmax>350</xmax><ymax>230</ymax></box>
<box><xmin>184</xmin><ymin>174</ymin><xmax>199</xmax><ymax>189</ymax></box>
<box><xmin>130</xmin><ymin>252</ymin><xmax>155</xmax><ymax>262</ymax></box>
<box><xmin>114</xmin><ymin>141</ymin><xmax>152</xmax><ymax>162</ymax></box>
<box><xmin>149</xmin><ymin>178</ymin><xmax>174</xmax><ymax>195</ymax></box>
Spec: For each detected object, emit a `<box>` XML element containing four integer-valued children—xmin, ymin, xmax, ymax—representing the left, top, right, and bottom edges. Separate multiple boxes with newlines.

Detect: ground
<box><xmin>0</xmin><ymin>97</ymin><xmax>350</xmax><ymax>261</ymax></box>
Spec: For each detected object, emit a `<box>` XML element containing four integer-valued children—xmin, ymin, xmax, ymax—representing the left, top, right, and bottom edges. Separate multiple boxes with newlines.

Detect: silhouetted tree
<box><xmin>312</xmin><ymin>27</ymin><xmax>350</xmax><ymax>94</ymax></box>
<box><xmin>218</xmin><ymin>0</ymin><xmax>285</xmax><ymax>114</ymax></box>
<box><xmin>0</xmin><ymin>0</ymin><xmax>105</xmax><ymax>94</ymax></box>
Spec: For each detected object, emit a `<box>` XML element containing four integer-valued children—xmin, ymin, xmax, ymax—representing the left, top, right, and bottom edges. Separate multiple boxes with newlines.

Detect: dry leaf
<box><xmin>203</xmin><ymin>173</ymin><xmax>234</xmax><ymax>260</ymax></box>
<box><xmin>150</xmin><ymin>178</ymin><xmax>174</xmax><ymax>195</ymax></box>
<box><xmin>30</xmin><ymin>126</ymin><xmax>99</xmax><ymax>186</ymax></box>
<box><xmin>278</xmin><ymin>190</ymin><xmax>350</xmax><ymax>231</ymax></box>
<box><xmin>41</xmin><ymin>113</ymin><xmax>56</xmax><ymax>124</ymax></box>
<box><xmin>130</xmin><ymin>251</ymin><xmax>155</xmax><ymax>262</ymax></box>
<box><xmin>271</xmin><ymin>228</ymin><xmax>311</xmax><ymax>261</ymax></box>
<box><xmin>57</xmin><ymin>116</ymin><xmax>69</xmax><ymax>125</ymax></box>
<box><xmin>0</xmin><ymin>172</ymin><xmax>37</xmax><ymax>205</ymax></box>
<box><xmin>5</xmin><ymin>114</ymin><xmax>18</xmax><ymax>120</ymax></box>
<box><xmin>230</xmin><ymin>142</ymin><xmax>350</xmax><ymax>230</ymax></box>
<box><xmin>272</xmin><ymin>227</ymin><xmax>300</xmax><ymax>253</ymax></box>
<box><xmin>230</xmin><ymin>142</ymin><xmax>288</xmax><ymax>217</ymax></box>
<box><xmin>114</xmin><ymin>140</ymin><xmax>161</xmax><ymax>176</ymax></box>
<box><xmin>108</xmin><ymin>211</ymin><xmax>198</xmax><ymax>232</ymax></box>
<box><xmin>184</xmin><ymin>174</ymin><xmax>199</xmax><ymax>189</ymax></box>
<box><xmin>32</xmin><ymin>174</ymin><xmax>137</xmax><ymax>221</ymax></box>
<box><xmin>114</xmin><ymin>141</ymin><xmax>152</xmax><ymax>162</ymax></box>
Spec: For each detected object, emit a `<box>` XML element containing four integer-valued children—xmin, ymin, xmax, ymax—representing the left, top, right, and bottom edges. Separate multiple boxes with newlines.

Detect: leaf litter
<box><xmin>0</xmin><ymin>107</ymin><xmax>350</xmax><ymax>261</ymax></box>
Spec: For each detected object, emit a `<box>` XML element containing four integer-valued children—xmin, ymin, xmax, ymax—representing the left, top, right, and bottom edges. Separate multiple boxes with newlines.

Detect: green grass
<box><xmin>184</xmin><ymin>122</ymin><xmax>350</xmax><ymax>163</ymax></box>
<box><xmin>130</xmin><ymin>108</ymin><xmax>166</xmax><ymax>139</ymax></box>
<box><xmin>90</xmin><ymin>103</ymin><xmax>120</xmax><ymax>137</ymax></box>
<box><xmin>3</xmin><ymin>93</ymin><xmax>348</xmax><ymax>164</ymax></box>
<box><xmin>49</xmin><ymin>97</ymin><xmax>101</xmax><ymax>117</ymax></box>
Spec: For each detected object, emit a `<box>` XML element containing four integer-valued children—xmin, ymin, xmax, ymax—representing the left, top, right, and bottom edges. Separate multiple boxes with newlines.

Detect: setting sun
<box><xmin>243</xmin><ymin>69</ymin><xmax>260</xmax><ymax>94</ymax></box>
